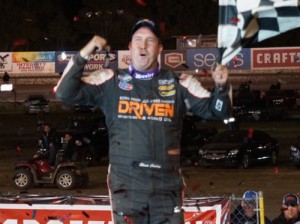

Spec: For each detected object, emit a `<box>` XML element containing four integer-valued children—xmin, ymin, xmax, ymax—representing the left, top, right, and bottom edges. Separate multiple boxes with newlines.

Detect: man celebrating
<box><xmin>56</xmin><ymin>18</ymin><xmax>231</xmax><ymax>224</ymax></box>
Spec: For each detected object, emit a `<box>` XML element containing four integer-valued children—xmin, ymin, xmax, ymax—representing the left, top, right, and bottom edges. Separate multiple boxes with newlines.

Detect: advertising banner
<box><xmin>161</xmin><ymin>50</ymin><xmax>187</xmax><ymax>71</ymax></box>
<box><xmin>84</xmin><ymin>51</ymin><xmax>118</xmax><ymax>72</ymax></box>
<box><xmin>55</xmin><ymin>51</ymin><xmax>118</xmax><ymax>74</ymax></box>
<box><xmin>251</xmin><ymin>47</ymin><xmax>300</xmax><ymax>69</ymax></box>
<box><xmin>0</xmin><ymin>52</ymin><xmax>12</xmax><ymax>72</ymax></box>
<box><xmin>187</xmin><ymin>49</ymin><xmax>251</xmax><ymax>71</ymax></box>
<box><xmin>118</xmin><ymin>50</ymin><xmax>131</xmax><ymax>69</ymax></box>
<box><xmin>12</xmin><ymin>52</ymin><xmax>55</xmax><ymax>73</ymax></box>
<box><xmin>55</xmin><ymin>51</ymin><xmax>77</xmax><ymax>74</ymax></box>
<box><xmin>0</xmin><ymin>195</ymin><xmax>230</xmax><ymax>224</ymax></box>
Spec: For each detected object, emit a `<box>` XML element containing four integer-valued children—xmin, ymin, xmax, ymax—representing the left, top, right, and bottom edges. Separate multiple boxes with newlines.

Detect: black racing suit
<box><xmin>55</xmin><ymin>53</ymin><xmax>231</xmax><ymax>224</ymax></box>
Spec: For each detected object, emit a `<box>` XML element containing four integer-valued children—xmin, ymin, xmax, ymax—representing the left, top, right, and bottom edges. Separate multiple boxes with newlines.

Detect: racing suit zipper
<box><xmin>149</xmin><ymin>80</ymin><xmax>155</xmax><ymax>193</ymax></box>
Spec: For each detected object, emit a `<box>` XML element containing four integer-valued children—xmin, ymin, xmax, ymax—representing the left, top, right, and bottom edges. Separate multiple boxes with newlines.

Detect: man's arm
<box><xmin>179</xmin><ymin>65</ymin><xmax>232</xmax><ymax>120</ymax></box>
<box><xmin>55</xmin><ymin>35</ymin><xmax>111</xmax><ymax>103</ymax></box>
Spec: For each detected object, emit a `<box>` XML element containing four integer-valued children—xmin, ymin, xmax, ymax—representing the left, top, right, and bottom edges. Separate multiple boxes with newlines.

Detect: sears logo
<box><xmin>164</xmin><ymin>53</ymin><xmax>183</xmax><ymax>68</ymax></box>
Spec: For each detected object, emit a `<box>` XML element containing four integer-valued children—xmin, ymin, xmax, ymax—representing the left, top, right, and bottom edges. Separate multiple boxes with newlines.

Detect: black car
<box><xmin>198</xmin><ymin>129</ymin><xmax>279</xmax><ymax>168</ymax></box>
<box><xmin>55</xmin><ymin>115</ymin><xmax>109</xmax><ymax>165</ymax></box>
<box><xmin>74</xmin><ymin>104</ymin><xmax>99</xmax><ymax>113</ymax></box>
<box><xmin>24</xmin><ymin>95</ymin><xmax>49</xmax><ymax>114</ymax></box>
<box><xmin>289</xmin><ymin>135</ymin><xmax>300</xmax><ymax>168</ymax></box>
<box><xmin>180</xmin><ymin>116</ymin><xmax>217</xmax><ymax>166</ymax></box>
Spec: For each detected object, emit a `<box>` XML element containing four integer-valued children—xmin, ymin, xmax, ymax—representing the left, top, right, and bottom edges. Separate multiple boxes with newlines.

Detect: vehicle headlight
<box><xmin>290</xmin><ymin>145</ymin><xmax>298</xmax><ymax>152</ymax></box>
<box><xmin>228</xmin><ymin>149</ymin><xmax>239</xmax><ymax>156</ymax></box>
<box><xmin>199</xmin><ymin>149</ymin><xmax>205</xmax><ymax>155</ymax></box>
<box><xmin>249</xmin><ymin>110</ymin><xmax>261</xmax><ymax>115</ymax></box>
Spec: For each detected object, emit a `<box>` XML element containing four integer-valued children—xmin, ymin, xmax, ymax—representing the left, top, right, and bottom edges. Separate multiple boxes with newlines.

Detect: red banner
<box><xmin>0</xmin><ymin>195</ymin><xmax>230</xmax><ymax>224</ymax></box>
<box><xmin>251</xmin><ymin>47</ymin><xmax>300</xmax><ymax>69</ymax></box>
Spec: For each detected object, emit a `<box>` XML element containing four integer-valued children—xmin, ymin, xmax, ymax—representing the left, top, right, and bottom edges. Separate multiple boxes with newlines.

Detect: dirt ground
<box><xmin>0</xmin><ymin>111</ymin><xmax>300</xmax><ymax>220</ymax></box>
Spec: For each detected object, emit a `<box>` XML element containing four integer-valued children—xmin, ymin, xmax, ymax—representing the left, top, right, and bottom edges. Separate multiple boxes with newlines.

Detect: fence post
<box><xmin>258</xmin><ymin>191</ymin><xmax>265</xmax><ymax>224</ymax></box>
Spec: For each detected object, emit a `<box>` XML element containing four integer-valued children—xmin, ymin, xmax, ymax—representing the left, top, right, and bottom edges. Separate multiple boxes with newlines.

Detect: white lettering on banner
<box><xmin>3</xmin><ymin>220</ymin><xmax>113</xmax><ymax>224</ymax></box>
<box><xmin>17</xmin><ymin>62</ymin><xmax>46</xmax><ymax>71</ymax></box>
<box><xmin>194</xmin><ymin>53</ymin><xmax>244</xmax><ymax>67</ymax></box>
<box><xmin>194</xmin><ymin>53</ymin><xmax>216</xmax><ymax>67</ymax></box>
<box><xmin>252</xmin><ymin>48</ymin><xmax>300</xmax><ymax>68</ymax></box>
<box><xmin>88</xmin><ymin>54</ymin><xmax>116</xmax><ymax>61</ymax></box>
<box><xmin>256</xmin><ymin>52</ymin><xmax>299</xmax><ymax>64</ymax></box>
<box><xmin>84</xmin><ymin>64</ymin><xmax>104</xmax><ymax>70</ymax></box>
<box><xmin>57</xmin><ymin>54</ymin><xmax>73</xmax><ymax>61</ymax></box>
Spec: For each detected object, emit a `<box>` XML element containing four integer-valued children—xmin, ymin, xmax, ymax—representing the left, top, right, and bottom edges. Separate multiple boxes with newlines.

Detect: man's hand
<box><xmin>80</xmin><ymin>35</ymin><xmax>110</xmax><ymax>59</ymax></box>
<box><xmin>81</xmin><ymin>69</ymin><xmax>113</xmax><ymax>85</ymax></box>
<box><xmin>212</xmin><ymin>64</ymin><xmax>228</xmax><ymax>87</ymax></box>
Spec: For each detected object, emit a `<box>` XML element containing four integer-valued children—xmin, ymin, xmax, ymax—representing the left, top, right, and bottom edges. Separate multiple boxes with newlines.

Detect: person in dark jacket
<box><xmin>38</xmin><ymin>123</ymin><xmax>58</xmax><ymax>165</ymax></box>
<box><xmin>230</xmin><ymin>190</ymin><xmax>272</xmax><ymax>224</ymax></box>
<box><xmin>272</xmin><ymin>194</ymin><xmax>300</xmax><ymax>224</ymax></box>
<box><xmin>55</xmin><ymin>18</ymin><xmax>231</xmax><ymax>224</ymax></box>
<box><xmin>62</xmin><ymin>132</ymin><xmax>78</xmax><ymax>162</ymax></box>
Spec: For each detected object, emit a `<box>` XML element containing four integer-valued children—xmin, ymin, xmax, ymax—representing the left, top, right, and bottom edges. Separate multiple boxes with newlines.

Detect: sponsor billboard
<box><xmin>118</xmin><ymin>50</ymin><xmax>131</xmax><ymax>69</ymax></box>
<box><xmin>251</xmin><ymin>47</ymin><xmax>300</xmax><ymax>69</ymax></box>
<box><xmin>3</xmin><ymin>46</ymin><xmax>300</xmax><ymax>75</ymax></box>
<box><xmin>55</xmin><ymin>51</ymin><xmax>118</xmax><ymax>74</ymax></box>
<box><xmin>0</xmin><ymin>52</ymin><xmax>12</xmax><ymax>72</ymax></box>
<box><xmin>187</xmin><ymin>48</ymin><xmax>251</xmax><ymax>71</ymax></box>
<box><xmin>84</xmin><ymin>51</ymin><xmax>118</xmax><ymax>72</ymax></box>
<box><xmin>0</xmin><ymin>195</ymin><xmax>230</xmax><ymax>224</ymax></box>
<box><xmin>55</xmin><ymin>51</ymin><xmax>77</xmax><ymax>74</ymax></box>
<box><xmin>12</xmin><ymin>52</ymin><xmax>55</xmax><ymax>73</ymax></box>
<box><xmin>161</xmin><ymin>50</ymin><xmax>187</xmax><ymax>71</ymax></box>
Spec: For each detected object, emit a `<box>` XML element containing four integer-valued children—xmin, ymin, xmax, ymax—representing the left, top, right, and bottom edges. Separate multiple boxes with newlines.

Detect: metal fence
<box><xmin>230</xmin><ymin>191</ymin><xmax>266</xmax><ymax>224</ymax></box>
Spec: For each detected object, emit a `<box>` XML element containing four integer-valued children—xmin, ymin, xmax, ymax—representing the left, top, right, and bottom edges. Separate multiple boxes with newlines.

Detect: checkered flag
<box><xmin>217</xmin><ymin>0</ymin><xmax>300</xmax><ymax>65</ymax></box>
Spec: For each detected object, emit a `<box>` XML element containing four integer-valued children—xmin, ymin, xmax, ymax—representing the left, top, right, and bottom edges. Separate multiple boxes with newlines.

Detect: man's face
<box><xmin>129</xmin><ymin>27</ymin><xmax>163</xmax><ymax>72</ymax></box>
<box><xmin>64</xmin><ymin>134</ymin><xmax>72</xmax><ymax>142</ymax></box>
<box><xmin>282</xmin><ymin>204</ymin><xmax>299</xmax><ymax>220</ymax></box>
<box><xmin>242</xmin><ymin>201</ymin><xmax>256</xmax><ymax>218</ymax></box>
<box><xmin>44</xmin><ymin>125</ymin><xmax>51</xmax><ymax>133</ymax></box>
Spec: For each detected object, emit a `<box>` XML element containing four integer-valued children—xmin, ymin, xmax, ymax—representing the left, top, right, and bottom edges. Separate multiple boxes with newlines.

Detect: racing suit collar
<box><xmin>129</xmin><ymin>64</ymin><xmax>160</xmax><ymax>80</ymax></box>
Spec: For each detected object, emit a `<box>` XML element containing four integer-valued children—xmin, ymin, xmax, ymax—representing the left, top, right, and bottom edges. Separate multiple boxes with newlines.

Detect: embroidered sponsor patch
<box><xmin>118</xmin><ymin>74</ymin><xmax>132</xmax><ymax>82</ymax></box>
<box><xmin>118</xmin><ymin>82</ymin><xmax>133</xmax><ymax>90</ymax></box>
<box><xmin>215</xmin><ymin>99</ymin><xmax>223</xmax><ymax>111</ymax></box>
<box><xmin>118</xmin><ymin>74</ymin><xmax>133</xmax><ymax>90</ymax></box>
<box><xmin>160</xmin><ymin>90</ymin><xmax>176</xmax><ymax>97</ymax></box>
<box><xmin>158</xmin><ymin>81</ymin><xmax>176</xmax><ymax>97</ymax></box>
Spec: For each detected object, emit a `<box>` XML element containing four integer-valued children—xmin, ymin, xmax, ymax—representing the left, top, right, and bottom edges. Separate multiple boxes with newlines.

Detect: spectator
<box><xmin>230</xmin><ymin>190</ymin><xmax>272</xmax><ymax>224</ymax></box>
<box><xmin>2</xmin><ymin>71</ymin><xmax>10</xmax><ymax>83</ymax></box>
<box><xmin>38</xmin><ymin>123</ymin><xmax>58</xmax><ymax>165</ymax></box>
<box><xmin>272</xmin><ymin>194</ymin><xmax>300</xmax><ymax>224</ymax></box>
<box><xmin>62</xmin><ymin>132</ymin><xmax>79</xmax><ymax>162</ymax></box>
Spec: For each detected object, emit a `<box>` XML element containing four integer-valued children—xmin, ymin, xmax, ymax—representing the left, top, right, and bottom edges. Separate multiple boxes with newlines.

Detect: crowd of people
<box><xmin>231</xmin><ymin>190</ymin><xmax>300</xmax><ymax>224</ymax></box>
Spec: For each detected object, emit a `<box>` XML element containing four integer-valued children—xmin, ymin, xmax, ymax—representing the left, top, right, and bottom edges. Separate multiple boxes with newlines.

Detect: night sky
<box><xmin>0</xmin><ymin>0</ymin><xmax>299</xmax><ymax>51</ymax></box>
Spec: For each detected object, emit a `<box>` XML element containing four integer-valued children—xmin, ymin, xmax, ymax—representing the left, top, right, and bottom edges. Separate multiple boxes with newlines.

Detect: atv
<box><xmin>13</xmin><ymin>148</ymin><xmax>89</xmax><ymax>190</ymax></box>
